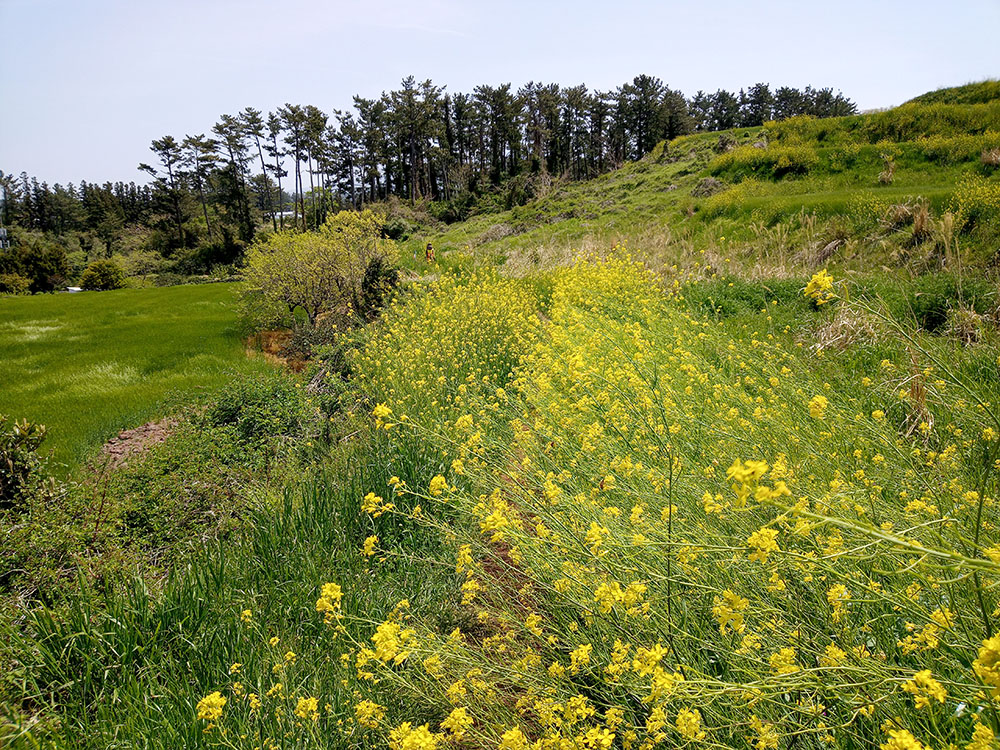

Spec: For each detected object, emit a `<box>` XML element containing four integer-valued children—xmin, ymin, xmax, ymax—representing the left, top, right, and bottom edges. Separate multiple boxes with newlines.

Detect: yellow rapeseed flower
<box><xmin>196</xmin><ymin>691</ymin><xmax>226</xmax><ymax>722</ymax></box>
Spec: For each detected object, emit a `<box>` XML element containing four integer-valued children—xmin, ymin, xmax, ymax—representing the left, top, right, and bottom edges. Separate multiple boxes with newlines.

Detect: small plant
<box><xmin>803</xmin><ymin>268</ymin><xmax>836</xmax><ymax>305</ymax></box>
<box><xmin>79</xmin><ymin>259</ymin><xmax>126</xmax><ymax>291</ymax></box>
<box><xmin>878</xmin><ymin>152</ymin><xmax>896</xmax><ymax>184</ymax></box>
<box><xmin>203</xmin><ymin>373</ymin><xmax>314</xmax><ymax>445</ymax></box>
<box><xmin>0</xmin><ymin>415</ymin><xmax>51</xmax><ymax>512</ymax></box>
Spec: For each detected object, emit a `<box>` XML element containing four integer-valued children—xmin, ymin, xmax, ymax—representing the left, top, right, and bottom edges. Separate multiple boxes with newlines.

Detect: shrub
<box><xmin>0</xmin><ymin>416</ymin><xmax>52</xmax><ymax>513</ymax></box>
<box><xmin>0</xmin><ymin>272</ymin><xmax>31</xmax><ymax>295</ymax></box>
<box><xmin>0</xmin><ymin>230</ymin><xmax>68</xmax><ymax>292</ymax></box>
<box><xmin>359</xmin><ymin>254</ymin><xmax>400</xmax><ymax>321</ymax></box>
<box><xmin>383</xmin><ymin>216</ymin><xmax>413</xmax><ymax>240</ymax></box>
<box><xmin>905</xmin><ymin>273</ymin><xmax>995</xmax><ymax>331</ymax></box>
<box><xmin>917</xmin><ymin>132</ymin><xmax>1000</xmax><ymax>164</ymax></box>
<box><xmin>708</xmin><ymin>144</ymin><xmax>819</xmax><ymax>180</ymax></box>
<box><xmin>79</xmin><ymin>259</ymin><xmax>126</xmax><ymax>291</ymax></box>
<box><xmin>241</xmin><ymin>209</ymin><xmax>398</xmax><ymax>329</ymax></box>
<box><xmin>700</xmin><ymin>179</ymin><xmax>764</xmax><ymax>218</ymax></box>
<box><xmin>949</xmin><ymin>174</ymin><xmax>1000</xmax><ymax>231</ymax></box>
<box><xmin>203</xmin><ymin>374</ymin><xmax>314</xmax><ymax>445</ymax></box>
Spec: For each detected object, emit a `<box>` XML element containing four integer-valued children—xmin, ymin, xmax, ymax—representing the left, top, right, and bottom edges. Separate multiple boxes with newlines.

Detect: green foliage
<box><xmin>708</xmin><ymin>144</ymin><xmax>820</xmax><ymax>180</ymax></box>
<box><xmin>902</xmin><ymin>273</ymin><xmax>995</xmax><ymax>332</ymax></box>
<box><xmin>78</xmin><ymin>258</ymin><xmax>126</xmax><ymax>291</ymax></box>
<box><xmin>681</xmin><ymin>276</ymin><xmax>811</xmax><ymax>318</ymax></box>
<box><xmin>1</xmin><ymin>433</ymin><xmax>456</xmax><ymax>747</ymax></box>
<box><xmin>0</xmin><ymin>230</ymin><xmax>69</xmax><ymax>292</ymax></box>
<box><xmin>106</xmin><ymin>419</ymin><xmax>280</xmax><ymax>546</ymax></box>
<box><xmin>916</xmin><ymin>132</ymin><xmax>1000</xmax><ymax>164</ymax></box>
<box><xmin>241</xmin><ymin>209</ymin><xmax>398</xmax><ymax>328</ymax></box>
<box><xmin>949</xmin><ymin>173</ymin><xmax>1000</xmax><ymax>231</ymax></box>
<box><xmin>203</xmin><ymin>374</ymin><xmax>314</xmax><ymax>444</ymax></box>
<box><xmin>383</xmin><ymin>215</ymin><xmax>414</xmax><ymax>240</ymax></box>
<box><xmin>0</xmin><ymin>415</ymin><xmax>52</xmax><ymax>513</ymax></box>
<box><xmin>359</xmin><ymin>254</ymin><xmax>400</xmax><ymax>321</ymax></box>
<box><xmin>0</xmin><ymin>371</ymin><xmax>309</xmax><ymax>602</ymax></box>
<box><xmin>0</xmin><ymin>273</ymin><xmax>31</xmax><ymax>295</ymax></box>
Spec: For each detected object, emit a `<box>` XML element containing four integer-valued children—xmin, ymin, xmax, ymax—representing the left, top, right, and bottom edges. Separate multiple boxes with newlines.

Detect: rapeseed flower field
<box><xmin>181</xmin><ymin>254</ymin><xmax>999</xmax><ymax>750</ymax></box>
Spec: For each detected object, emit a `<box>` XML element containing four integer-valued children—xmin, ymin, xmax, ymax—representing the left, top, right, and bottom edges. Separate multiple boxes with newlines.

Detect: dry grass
<box><xmin>807</xmin><ymin>302</ymin><xmax>888</xmax><ymax>351</ymax></box>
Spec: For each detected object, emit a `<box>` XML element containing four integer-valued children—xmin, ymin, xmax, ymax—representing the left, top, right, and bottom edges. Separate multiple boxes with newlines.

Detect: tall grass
<box><xmin>2</xmin><ymin>435</ymin><xmax>458</xmax><ymax>748</ymax></box>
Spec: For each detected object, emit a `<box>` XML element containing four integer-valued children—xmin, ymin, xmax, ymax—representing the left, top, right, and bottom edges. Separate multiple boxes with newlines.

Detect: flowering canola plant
<box><xmin>192</xmin><ymin>253</ymin><xmax>1000</xmax><ymax>750</ymax></box>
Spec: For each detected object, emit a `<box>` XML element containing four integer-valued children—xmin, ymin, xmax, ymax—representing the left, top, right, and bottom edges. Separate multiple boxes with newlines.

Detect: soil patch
<box><xmin>97</xmin><ymin>417</ymin><xmax>177</xmax><ymax>471</ymax></box>
<box><xmin>245</xmin><ymin>330</ymin><xmax>307</xmax><ymax>372</ymax></box>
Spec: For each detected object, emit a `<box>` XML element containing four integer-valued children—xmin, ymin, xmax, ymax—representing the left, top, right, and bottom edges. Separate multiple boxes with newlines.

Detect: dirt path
<box><xmin>97</xmin><ymin>417</ymin><xmax>177</xmax><ymax>471</ymax></box>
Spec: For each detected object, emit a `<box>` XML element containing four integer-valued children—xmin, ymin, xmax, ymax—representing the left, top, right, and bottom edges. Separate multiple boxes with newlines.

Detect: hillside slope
<box><xmin>396</xmin><ymin>96</ymin><xmax>1000</xmax><ymax>279</ymax></box>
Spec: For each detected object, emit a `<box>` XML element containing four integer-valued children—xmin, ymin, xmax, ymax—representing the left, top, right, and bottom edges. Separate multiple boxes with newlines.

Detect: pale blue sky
<box><xmin>1</xmin><ymin>0</ymin><xmax>997</xmax><ymax>185</ymax></box>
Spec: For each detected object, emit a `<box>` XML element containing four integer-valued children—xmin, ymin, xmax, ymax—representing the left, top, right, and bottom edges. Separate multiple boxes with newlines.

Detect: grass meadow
<box><xmin>0</xmin><ymin>282</ymin><xmax>270</xmax><ymax>471</ymax></box>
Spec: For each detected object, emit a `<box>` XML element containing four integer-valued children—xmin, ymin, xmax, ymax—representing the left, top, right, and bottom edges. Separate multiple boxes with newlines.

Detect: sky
<box><xmin>1</xmin><ymin>0</ymin><xmax>997</xmax><ymax>186</ymax></box>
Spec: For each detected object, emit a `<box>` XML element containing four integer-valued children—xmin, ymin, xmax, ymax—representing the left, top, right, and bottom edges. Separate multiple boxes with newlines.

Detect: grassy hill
<box><xmin>906</xmin><ymin>79</ymin><xmax>1000</xmax><ymax>105</ymax></box>
<box><xmin>393</xmin><ymin>96</ymin><xmax>1000</xmax><ymax>281</ymax></box>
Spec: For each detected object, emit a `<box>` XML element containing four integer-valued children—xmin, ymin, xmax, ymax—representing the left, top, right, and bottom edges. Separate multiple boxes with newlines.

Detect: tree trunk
<box><xmin>254</xmin><ymin>136</ymin><xmax>276</xmax><ymax>232</ymax></box>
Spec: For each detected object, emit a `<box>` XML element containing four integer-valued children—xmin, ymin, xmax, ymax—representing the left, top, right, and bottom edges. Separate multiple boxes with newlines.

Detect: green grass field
<box><xmin>0</xmin><ymin>283</ymin><xmax>271</xmax><ymax>471</ymax></box>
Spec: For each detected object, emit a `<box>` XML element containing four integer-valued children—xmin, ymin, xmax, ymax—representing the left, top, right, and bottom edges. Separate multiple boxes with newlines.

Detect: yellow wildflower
<box><xmin>294</xmin><ymin>696</ymin><xmax>319</xmax><ymax>721</ymax></box>
<box><xmin>902</xmin><ymin>670</ymin><xmax>947</xmax><ymax>709</ymax></box>
<box><xmin>440</xmin><ymin>706</ymin><xmax>473</xmax><ymax>739</ymax></box>
<box><xmin>676</xmin><ymin>708</ymin><xmax>706</xmax><ymax>740</ymax></box>
<box><xmin>355</xmin><ymin>699</ymin><xmax>386</xmax><ymax>728</ymax></box>
<box><xmin>196</xmin><ymin>691</ymin><xmax>226</xmax><ymax>721</ymax></box>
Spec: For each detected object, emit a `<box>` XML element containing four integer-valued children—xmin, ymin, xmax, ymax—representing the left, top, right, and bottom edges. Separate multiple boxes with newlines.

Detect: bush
<box><xmin>203</xmin><ymin>374</ymin><xmax>314</xmax><ymax>444</ymax></box>
<box><xmin>950</xmin><ymin>173</ymin><xmax>1000</xmax><ymax>231</ymax></box>
<box><xmin>0</xmin><ymin>415</ymin><xmax>52</xmax><ymax>513</ymax></box>
<box><xmin>708</xmin><ymin>144</ymin><xmax>819</xmax><ymax>180</ymax></box>
<box><xmin>359</xmin><ymin>254</ymin><xmax>400</xmax><ymax>320</ymax></box>
<box><xmin>902</xmin><ymin>273</ymin><xmax>995</xmax><ymax>332</ymax></box>
<box><xmin>917</xmin><ymin>132</ymin><xmax>1000</xmax><ymax>164</ymax></box>
<box><xmin>0</xmin><ymin>230</ymin><xmax>69</xmax><ymax>292</ymax></box>
<box><xmin>79</xmin><ymin>259</ymin><xmax>126</xmax><ymax>290</ymax></box>
<box><xmin>383</xmin><ymin>216</ymin><xmax>414</xmax><ymax>240</ymax></box>
<box><xmin>0</xmin><ymin>272</ymin><xmax>31</xmax><ymax>295</ymax></box>
<box><xmin>241</xmin><ymin>209</ymin><xmax>398</xmax><ymax>329</ymax></box>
